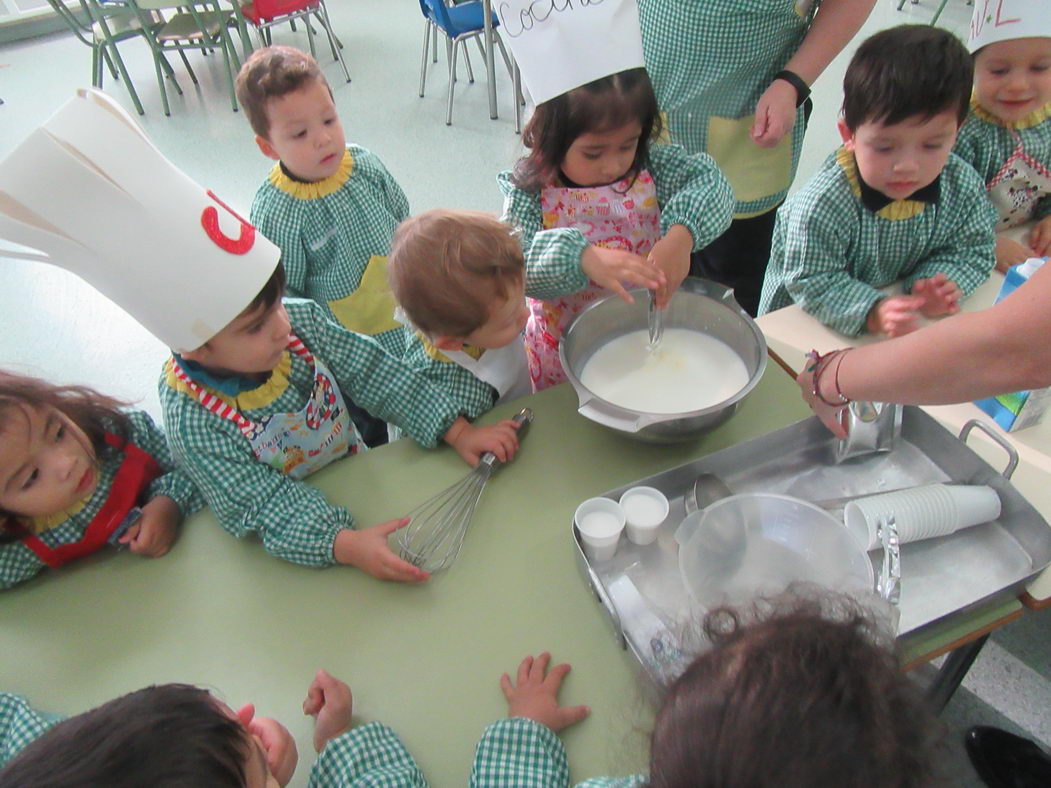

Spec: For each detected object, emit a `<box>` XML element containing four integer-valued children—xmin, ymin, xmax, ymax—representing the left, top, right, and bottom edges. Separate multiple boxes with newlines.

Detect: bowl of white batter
<box><xmin>559</xmin><ymin>277</ymin><xmax>767</xmax><ymax>443</ymax></box>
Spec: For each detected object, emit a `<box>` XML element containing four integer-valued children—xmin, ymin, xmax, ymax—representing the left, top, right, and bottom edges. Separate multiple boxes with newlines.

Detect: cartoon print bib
<box><xmin>988</xmin><ymin>138</ymin><xmax>1051</xmax><ymax>231</ymax></box>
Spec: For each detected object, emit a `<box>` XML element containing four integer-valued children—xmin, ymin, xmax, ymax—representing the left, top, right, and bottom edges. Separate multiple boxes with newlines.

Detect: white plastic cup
<box><xmin>844</xmin><ymin>483</ymin><xmax>1001</xmax><ymax>551</ymax></box>
<box><xmin>574</xmin><ymin>497</ymin><xmax>626</xmax><ymax>561</ymax></box>
<box><xmin>619</xmin><ymin>486</ymin><xmax>670</xmax><ymax>545</ymax></box>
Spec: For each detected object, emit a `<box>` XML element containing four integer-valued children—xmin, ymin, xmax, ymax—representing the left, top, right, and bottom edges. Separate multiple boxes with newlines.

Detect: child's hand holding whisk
<box><xmin>581</xmin><ymin>245</ymin><xmax>665</xmax><ymax>304</ymax></box>
<box><xmin>443</xmin><ymin>417</ymin><xmax>522</xmax><ymax>467</ymax></box>
<box><xmin>334</xmin><ymin>519</ymin><xmax>430</xmax><ymax>583</ymax></box>
<box><xmin>647</xmin><ymin>224</ymin><xmax>694</xmax><ymax>308</ymax></box>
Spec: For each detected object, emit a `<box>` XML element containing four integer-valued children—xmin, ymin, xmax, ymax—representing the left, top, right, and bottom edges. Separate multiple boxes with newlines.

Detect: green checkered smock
<box><xmin>308</xmin><ymin>723</ymin><xmax>427</xmax><ymax>787</ymax></box>
<box><xmin>0</xmin><ymin>411</ymin><xmax>204</xmax><ymax>590</ymax></box>
<box><xmin>499</xmin><ymin>144</ymin><xmax>734</xmax><ymax>290</ymax></box>
<box><xmin>638</xmin><ymin>0</ymin><xmax>819</xmax><ymax>217</ymax></box>
<box><xmin>0</xmin><ymin>693</ymin><xmax>60</xmax><ymax>767</ymax></box>
<box><xmin>758</xmin><ymin>149</ymin><xmax>996</xmax><ymax>336</ymax></box>
<box><xmin>469</xmin><ymin>718</ymin><xmax>644</xmax><ymax>788</ymax></box>
<box><xmin>159</xmin><ymin>299</ymin><xmax>464</xmax><ymax>568</ymax></box>
<box><xmin>953</xmin><ymin>101</ymin><xmax>1051</xmax><ymax>223</ymax></box>
<box><xmin>402</xmin><ymin>334</ymin><xmax>499</xmax><ymax>422</ymax></box>
<box><xmin>250</xmin><ymin>145</ymin><xmax>410</xmax><ymax>357</ymax></box>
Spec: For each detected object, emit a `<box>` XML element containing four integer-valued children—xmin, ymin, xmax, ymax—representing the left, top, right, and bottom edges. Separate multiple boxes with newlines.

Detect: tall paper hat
<box><xmin>495</xmin><ymin>0</ymin><xmax>645</xmax><ymax>105</ymax></box>
<box><xmin>969</xmin><ymin>0</ymin><xmax>1051</xmax><ymax>52</ymax></box>
<box><xmin>0</xmin><ymin>89</ymin><xmax>279</xmax><ymax>353</ymax></box>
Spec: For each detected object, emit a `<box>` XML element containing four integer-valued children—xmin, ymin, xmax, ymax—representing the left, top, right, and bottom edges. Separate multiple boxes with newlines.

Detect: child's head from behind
<box><xmin>0</xmin><ymin>683</ymin><xmax>291</xmax><ymax>787</ymax></box>
<box><xmin>648</xmin><ymin>595</ymin><xmax>944</xmax><ymax>788</ymax></box>
<box><xmin>0</xmin><ymin>373</ymin><xmax>131</xmax><ymax>520</ymax></box>
<box><xmin>840</xmin><ymin>25</ymin><xmax>972</xmax><ymax>201</ymax></box>
<box><xmin>515</xmin><ymin>68</ymin><xmax>662</xmax><ymax>191</ymax></box>
<box><xmin>181</xmin><ymin>263</ymin><xmax>289</xmax><ymax>378</ymax></box>
<box><xmin>388</xmin><ymin>210</ymin><xmax>527</xmax><ymax>350</ymax></box>
<box><xmin>235</xmin><ymin>45</ymin><xmax>345</xmax><ymax>183</ymax></box>
<box><xmin>973</xmin><ymin>36</ymin><xmax>1051</xmax><ymax>124</ymax></box>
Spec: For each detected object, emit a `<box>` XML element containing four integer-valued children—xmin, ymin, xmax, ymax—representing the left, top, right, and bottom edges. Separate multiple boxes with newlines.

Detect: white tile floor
<box><xmin>1</xmin><ymin>0</ymin><xmax>1049</xmax><ymax>784</ymax></box>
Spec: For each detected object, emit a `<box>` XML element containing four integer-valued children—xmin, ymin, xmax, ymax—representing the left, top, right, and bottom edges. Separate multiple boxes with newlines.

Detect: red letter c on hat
<box><xmin>201</xmin><ymin>190</ymin><xmax>256</xmax><ymax>255</ymax></box>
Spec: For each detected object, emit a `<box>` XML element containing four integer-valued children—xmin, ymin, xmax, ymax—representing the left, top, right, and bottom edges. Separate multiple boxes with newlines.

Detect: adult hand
<box><xmin>237</xmin><ymin>704</ymin><xmax>299</xmax><ymax>787</ymax></box>
<box><xmin>303</xmin><ymin>669</ymin><xmax>354</xmax><ymax>753</ymax></box>
<box><xmin>646</xmin><ymin>225</ymin><xmax>693</xmax><ymax>308</ymax></box>
<box><xmin>119</xmin><ymin>495</ymin><xmax>180</xmax><ymax>557</ymax></box>
<box><xmin>580</xmin><ymin>245</ymin><xmax>665</xmax><ymax>304</ymax></box>
<box><xmin>500</xmin><ymin>652</ymin><xmax>590</xmax><ymax>734</ymax></box>
<box><xmin>1028</xmin><ymin>216</ymin><xmax>1051</xmax><ymax>258</ymax></box>
<box><xmin>911</xmin><ymin>274</ymin><xmax>961</xmax><ymax>318</ymax></box>
<box><xmin>751</xmin><ymin>79</ymin><xmax>798</xmax><ymax>148</ymax></box>
<box><xmin>995</xmin><ymin>236</ymin><xmax>1035</xmax><ymax>273</ymax></box>
<box><xmin>866</xmin><ymin>296</ymin><xmax>925</xmax><ymax>337</ymax></box>
<box><xmin>333</xmin><ymin>521</ymin><xmax>429</xmax><ymax>583</ymax></box>
<box><xmin>444</xmin><ymin>417</ymin><xmax>521</xmax><ymax>467</ymax></box>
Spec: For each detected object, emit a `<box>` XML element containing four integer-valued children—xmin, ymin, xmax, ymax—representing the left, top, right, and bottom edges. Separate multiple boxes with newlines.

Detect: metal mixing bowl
<box><xmin>559</xmin><ymin>278</ymin><xmax>767</xmax><ymax>443</ymax></box>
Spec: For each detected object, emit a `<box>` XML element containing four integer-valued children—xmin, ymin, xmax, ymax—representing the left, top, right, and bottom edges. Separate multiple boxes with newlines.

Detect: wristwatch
<box><xmin>774</xmin><ymin>69</ymin><xmax>811</xmax><ymax>108</ymax></box>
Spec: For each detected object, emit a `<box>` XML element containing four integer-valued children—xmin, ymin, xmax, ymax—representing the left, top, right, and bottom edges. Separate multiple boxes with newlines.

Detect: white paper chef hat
<box><xmin>0</xmin><ymin>89</ymin><xmax>279</xmax><ymax>353</ymax></box>
<box><xmin>496</xmin><ymin>0</ymin><xmax>645</xmax><ymax>106</ymax></box>
<box><xmin>969</xmin><ymin>0</ymin><xmax>1051</xmax><ymax>52</ymax></box>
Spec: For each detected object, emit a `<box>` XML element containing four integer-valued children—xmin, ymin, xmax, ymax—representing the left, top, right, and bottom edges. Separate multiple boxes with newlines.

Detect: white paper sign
<box><xmin>969</xmin><ymin>0</ymin><xmax>1051</xmax><ymax>51</ymax></box>
<box><xmin>496</xmin><ymin>0</ymin><xmax>646</xmax><ymax>105</ymax></box>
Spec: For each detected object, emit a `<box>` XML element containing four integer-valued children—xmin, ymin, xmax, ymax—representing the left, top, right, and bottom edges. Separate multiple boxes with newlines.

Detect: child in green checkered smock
<box><xmin>237</xmin><ymin>46</ymin><xmax>409</xmax><ymax>447</ymax></box>
<box><xmin>0</xmin><ymin>371</ymin><xmax>203</xmax><ymax>590</ymax></box>
<box><xmin>160</xmin><ymin>265</ymin><xmax>521</xmax><ymax>581</ymax></box>
<box><xmin>953</xmin><ymin>11</ymin><xmax>1051</xmax><ymax>270</ymax></box>
<box><xmin>637</xmin><ymin>0</ymin><xmax>876</xmax><ymax>315</ymax></box>
<box><xmin>499</xmin><ymin>68</ymin><xmax>734</xmax><ymax>390</ymax></box>
<box><xmin>0</xmin><ymin>671</ymin><xmax>424</xmax><ymax>786</ymax></box>
<box><xmin>759</xmin><ymin>25</ymin><xmax>996</xmax><ymax>338</ymax></box>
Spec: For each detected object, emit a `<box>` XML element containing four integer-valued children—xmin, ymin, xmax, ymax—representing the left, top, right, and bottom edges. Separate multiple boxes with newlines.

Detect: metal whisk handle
<box><xmin>479</xmin><ymin>407</ymin><xmax>534</xmax><ymax>471</ymax></box>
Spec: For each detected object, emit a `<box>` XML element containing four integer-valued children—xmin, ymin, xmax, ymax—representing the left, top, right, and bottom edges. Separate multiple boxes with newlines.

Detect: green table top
<box><xmin>0</xmin><ymin>369</ymin><xmax>1023</xmax><ymax>785</ymax></box>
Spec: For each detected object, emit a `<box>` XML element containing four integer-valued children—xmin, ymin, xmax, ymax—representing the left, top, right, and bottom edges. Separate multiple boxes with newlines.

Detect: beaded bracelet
<box><xmin>805</xmin><ymin>349</ymin><xmax>852</xmax><ymax>407</ymax></box>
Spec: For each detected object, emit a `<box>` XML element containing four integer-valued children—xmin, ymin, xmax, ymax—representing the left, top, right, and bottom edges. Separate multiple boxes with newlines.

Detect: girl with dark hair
<box><xmin>0</xmin><ymin>370</ymin><xmax>203</xmax><ymax>589</ymax></box>
<box><xmin>498</xmin><ymin>68</ymin><xmax>734</xmax><ymax>391</ymax></box>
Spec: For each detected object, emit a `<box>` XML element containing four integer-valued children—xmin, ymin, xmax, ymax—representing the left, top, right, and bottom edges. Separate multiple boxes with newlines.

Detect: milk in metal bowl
<box><xmin>579</xmin><ymin>328</ymin><xmax>750</xmax><ymax>413</ymax></box>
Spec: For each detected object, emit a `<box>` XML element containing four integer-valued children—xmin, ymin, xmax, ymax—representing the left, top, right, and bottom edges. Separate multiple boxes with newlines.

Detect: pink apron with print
<box><xmin>988</xmin><ymin>135</ymin><xmax>1051</xmax><ymax>232</ymax></box>
<box><xmin>527</xmin><ymin>171</ymin><xmax>661</xmax><ymax>391</ymax></box>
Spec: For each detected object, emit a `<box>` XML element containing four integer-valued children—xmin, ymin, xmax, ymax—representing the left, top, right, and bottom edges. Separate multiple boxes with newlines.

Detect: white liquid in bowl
<box><xmin>579</xmin><ymin>329</ymin><xmax>750</xmax><ymax>414</ymax></box>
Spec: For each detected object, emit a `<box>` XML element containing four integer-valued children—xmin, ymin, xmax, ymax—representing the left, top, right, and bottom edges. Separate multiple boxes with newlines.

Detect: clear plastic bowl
<box><xmin>676</xmin><ymin>493</ymin><xmax>874</xmax><ymax>608</ymax></box>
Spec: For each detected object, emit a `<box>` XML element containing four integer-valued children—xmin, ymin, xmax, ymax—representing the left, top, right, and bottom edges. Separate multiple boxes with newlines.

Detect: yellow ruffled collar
<box><xmin>268</xmin><ymin>149</ymin><xmax>354</xmax><ymax>199</ymax></box>
<box><xmin>166</xmin><ymin>352</ymin><xmax>293</xmax><ymax>412</ymax></box>
<box><xmin>26</xmin><ymin>497</ymin><xmax>90</xmax><ymax>535</ymax></box>
<box><xmin>836</xmin><ymin>147</ymin><xmax>928</xmax><ymax>221</ymax></box>
<box><xmin>971</xmin><ymin>98</ymin><xmax>1051</xmax><ymax>130</ymax></box>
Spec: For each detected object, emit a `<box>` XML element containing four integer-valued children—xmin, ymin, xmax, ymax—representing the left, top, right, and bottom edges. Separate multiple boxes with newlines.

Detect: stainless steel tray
<box><xmin>573</xmin><ymin>407</ymin><xmax>1051</xmax><ymax>681</ymax></box>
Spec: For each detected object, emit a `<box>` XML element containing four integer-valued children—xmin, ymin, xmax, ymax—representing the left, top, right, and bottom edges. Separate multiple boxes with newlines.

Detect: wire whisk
<box><xmin>397</xmin><ymin>408</ymin><xmax>534</xmax><ymax>573</ymax></box>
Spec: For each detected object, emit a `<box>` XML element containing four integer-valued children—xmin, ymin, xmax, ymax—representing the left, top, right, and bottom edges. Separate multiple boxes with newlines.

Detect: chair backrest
<box><xmin>252</xmin><ymin>0</ymin><xmax>316</xmax><ymax>21</ymax></box>
<box><xmin>418</xmin><ymin>0</ymin><xmax>453</xmax><ymax>31</ymax></box>
<box><xmin>44</xmin><ymin>0</ymin><xmax>94</xmax><ymax>44</ymax></box>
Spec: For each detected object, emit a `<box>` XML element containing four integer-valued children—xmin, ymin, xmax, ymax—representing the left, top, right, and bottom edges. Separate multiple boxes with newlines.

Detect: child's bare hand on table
<box><xmin>646</xmin><ymin>224</ymin><xmax>693</xmax><ymax>308</ymax></box>
<box><xmin>444</xmin><ymin>417</ymin><xmax>521</xmax><ymax>467</ymax></box>
<box><xmin>334</xmin><ymin>520</ymin><xmax>429</xmax><ymax>583</ymax></box>
<box><xmin>911</xmin><ymin>274</ymin><xmax>961</xmax><ymax>317</ymax></box>
<box><xmin>581</xmin><ymin>245</ymin><xmax>665</xmax><ymax>304</ymax></box>
<box><xmin>1028</xmin><ymin>216</ymin><xmax>1051</xmax><ymax>258</ymax></box>
<box><xmin>500</xmin><ymin>652</ymin><xmax>590</xmax><ymax>734</ymax></box>
<box><xmin>303</xmin><ymin>669</ymin><xmax>353</xmax><ymax>753</ymax></box>
<box><xmin>995</xmin><ymin>236</ymin><xmax>1035</xmax><ymax>272</ymax></box>
<box><xmin>118</xmin><ymin>495</ymin><xmax>180</xmax><ymax>557</ymax></box>
<box><xmin>866</xmin><ymin>295</ymin><xmax>925</xmax><ymax>337</ymax></box>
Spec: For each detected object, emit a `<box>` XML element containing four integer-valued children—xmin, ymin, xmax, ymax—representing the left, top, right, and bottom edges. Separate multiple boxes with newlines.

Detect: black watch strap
<box><xmin>774</xmin><ymin>69</ymin><xmax>811</xmax><ymax>108</ymax></box>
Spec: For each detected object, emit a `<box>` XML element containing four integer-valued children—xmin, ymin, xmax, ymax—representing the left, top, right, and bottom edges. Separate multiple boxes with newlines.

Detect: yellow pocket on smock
<box><xmin>327</xmin><ymin>255</ymin><xmax>402</xmax><ymax>336</ymax></box>
<box><xmin>707</xmin><ymin>114</ymin><xmax>794</xmax><ymax>207</ymax></box>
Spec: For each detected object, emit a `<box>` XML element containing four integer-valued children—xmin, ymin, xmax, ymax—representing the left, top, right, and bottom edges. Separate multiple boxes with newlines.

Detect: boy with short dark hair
<box><xmin>388</xmin><ymin>210</ymin><xmax>532</xmax><ymax>417</ymax></box>
<box><xmin>236</xmin><ymin>45</ymin><xmax>409</xmax><ymax>446</ymax></box>
<box><xmin>759</xmin><ymin>25</ymin><xmax>996</xmax><ymax>338</ymax></box>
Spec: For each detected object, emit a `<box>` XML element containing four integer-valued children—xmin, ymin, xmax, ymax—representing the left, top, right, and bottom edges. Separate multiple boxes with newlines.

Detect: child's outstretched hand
<box><xmin>996</xmin><ymin>236</ymin><xmax>1035</xmax><ymax>272</ymax></box>
<box><xmin>581</xmin><ymin>245</ymin><xmax>665</xmax><ymax>304</ymax></box>
<box><xmin>333</xmin><ymin>520</ymin><xmax>430</xmax><ymax>583</ymax></box>
<box><xmin>911</xmin><ymin>274</ymin><xmax>961</xmax><ymax>318</ymax></box>
<box><xmin>500</xmin><ymin>652</ymin><xmax>590</xmax><ymax>734</ymax></box>
<box><xmin>866</xmin><ymin>295</ymin><xmax>925</xmax><ymax>337</ymax></box>
<box><xmin>1028</xmin><ymin>216</ymin><xmax>1051</xmax><ymax>258</ymax></box>
<box><xmin>303</xmin><ymin>669</ymin><xmax>354</xmax><ymax>753</ymax></box>
<box><xmin>444</xmin><ymin>416</ymin><xmax>521</xmax><ymax>467</ymax></box>
<box><xmin>119</xmin><ymin>495</ymin><xmax>180</xmax><ymax>557</ymax></box>
<box><xmin>647</xmin><ymin>225</ymin><xmax>693</xmax><ymax>308</ymax></box>
<box><xmin>237</xmin><ymin>703</ymin><xmax>299</xmax><ymax>787</ymax></box>
<box><xmin>751</xmin><ymin>78</ymin><xmax>798</xmax><ymax>148</ymax></box>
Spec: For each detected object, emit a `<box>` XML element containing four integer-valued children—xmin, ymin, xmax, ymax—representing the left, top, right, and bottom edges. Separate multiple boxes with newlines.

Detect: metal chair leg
<box><xmin>930</xmin><ymin>0</ymin><xmax>951</xmax><ymax>24</ymax></box>
<box><xmin>432</xmin><ymin>21</ymin><xmax>438</xmax><ymax>63</ymax></box>
<box><xmin>463</xmin><ymin>38</ymin><xmax>475</xmax><ymax>83</ymax></box>
<box><xmin>513</xmin><ymin>59</ymin><xmax>522</xmax><ymax>134</ymax></box>
<box><xmin>179</xmin><ymin>49</ymin><xmax>198</xmax><ymax>85</ymax></box>
<box><xmin>314</xmin><ymin>10</ymin><xmax>349</xmax><ymax>82</ymax></box>
<box><xmin>101</xmin><ymin>46</ymin><xmax>118</xmax><ymax>80</ymax></box>
<box><xmin>314</xmin><ymin>10</ymin><xmax>337</xmax><ymax>59</ymax></box>
<box><xmin>447</xmin><ymin>40</ymin><xmax>459</xmax><ymax>125</ymax></box>
<box><xmin>304</xmin><ymin>12</ymin><xmax>317</xmax><ymax>58</ymax></box>
<box><xmin>318</xmin><ymin>0</ymin><xmax>342</xmax><ymax>48</ymax></box>
<box><xmin>419</xmin><ymin>19</ymin><xmax>431</xmax><ymax>97</ymax></box>
<box><xmin>495</xmin><ymin>33</ymin><xmax>512</xmax><ymax>77</ymax></box>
